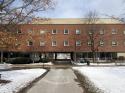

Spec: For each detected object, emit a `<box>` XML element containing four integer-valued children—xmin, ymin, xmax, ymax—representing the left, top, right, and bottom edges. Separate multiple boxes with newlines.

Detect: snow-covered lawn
<box><xmin>73</xmin><ymin>67</ymin><xmax>125</xmax><ymax>93</ymax></box>
<box><xmin>0</xmin><ymin>69</ymin><xmax>46</xmax><ymax>93</ymax></box>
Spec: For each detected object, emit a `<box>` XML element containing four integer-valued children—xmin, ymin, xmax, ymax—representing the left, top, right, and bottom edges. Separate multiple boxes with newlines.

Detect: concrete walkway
<box><xmin>26</xmin><ymin>69</ymin><xmax>84</xmax><ymax>93</ymax></box>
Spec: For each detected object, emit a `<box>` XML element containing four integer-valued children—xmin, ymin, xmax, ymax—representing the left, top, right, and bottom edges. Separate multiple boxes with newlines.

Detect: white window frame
<box><xmin>64</xmin><ymin>29</ymin><xmax>69</xmax><ymax>34</ymax></box>
<box><xmin>27</xmin><ymin>41</ymin><xmax>33</xmax><ymax>46</ymax></box>
<box><xmin>87</xmin><ymin>41</ymin><xmax>92</xmax><ymax>46</ymax></box>
<box><xmin>99</xmin><ymin>40</ymin><xmax>104</xmax><ymax>46</ymax></box>
<box><xmin>124</xmin><ymin>41</ymin><xmax>125</xmax><ymax>46</ymax></box>
<box><xmin>40</xmin><ymin>41</ymin><xmax>45</xmax><ymax>46</ymax></box>
<box><xmin>64</xmin><ymin>41</ymin><xmax>69</xmax><ymax>46</ymax></box>
<box><xmin>123</xmin><ymin>30</ymin><xmax>125</xmax><ymax>34</ymax></box>
<box><xmin>100</xmin><ymin>29</ymin><xmax>104</xmax><ymax>35</ymax></box>
<box><xmin>17</xmin><ymin>29</ymin><xmax>21</xmax><ymax>34</ymax></box>
<box><xmin>52</xmin><ymin>29</ymin><xmax>57</xmax><ymax>34</ymax></box>
<box><xmin>88</xmin><ymin>31</ymin><xmax>93</xmax><ymax>35</ymax></box>
<box><xmin>76</xmin><ymin>40</ymin><xmax>81</xmax><ymax>46</ymax></box>
<box><xmin>76</xmin><ymin>29</ymin><xmax>81</xmax><ymax>34</ymax></box>
<box><xmin>28</xmin><ymin>29</ymin><xmax>33</xmax><ymax>34</ymax></box>
<box><xmin>40</xmin><ymin>30</ymin><xmax>46</xmax><ymax>34</ymax></box>
<box><xmin>112</xmin><ymin>29</ymin><xmax>117</xmax><ymax>34</ymax></box>
<box><xmin>52</xmin><ymin>41</ymin><xmax>57</xmax><ymax>46</ymax></box>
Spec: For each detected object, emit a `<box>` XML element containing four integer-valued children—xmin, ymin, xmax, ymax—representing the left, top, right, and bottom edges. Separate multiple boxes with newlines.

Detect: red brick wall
<box><xmin>14</xmin><ymin>24</ymin><xmax>125</xmax><ymax>52</ymax></box>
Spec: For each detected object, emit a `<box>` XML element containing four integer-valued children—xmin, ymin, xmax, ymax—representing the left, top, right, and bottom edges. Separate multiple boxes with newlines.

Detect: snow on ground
<box><xmin>73</xmin><ymin>67</ymin><xmax>125</xmax><ymax>93</ymax></box>
<box><xmin>29</xmin><ymin>62</ymin><xmax>53</xmax><ymax>65</ymax></box>
<box><xmin>0</xmin><ymin>69</ymin><xmax>46</xmax><ymax>93</ymax></box>
<box><xmin>0</xmin><ymin>63</ymin><xmax>12</xmax><ymax>70</ymax></box>
<box><xmin>72</xmin><ymin>61</ymin><xmax>125</xmax><ymax>66</ymax></box>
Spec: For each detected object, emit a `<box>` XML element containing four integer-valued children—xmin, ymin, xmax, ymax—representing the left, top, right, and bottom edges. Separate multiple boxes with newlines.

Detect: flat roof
<box><xmin>30</xmin><ymin>18</ymin><xmax>124</xmax><ymax>24</ymax></box>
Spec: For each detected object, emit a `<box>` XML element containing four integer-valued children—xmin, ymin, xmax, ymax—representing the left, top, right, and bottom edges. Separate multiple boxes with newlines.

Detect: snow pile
<box><xmin>0</xmin><ymin>69</ymin><xmax>46</xmax><ymax>93</ymax></box>
<box><xmin>73</xmin><ymin>67</ymin><xmax>125</xmax><ymax>93</ymax></box>
<box><xmin>43</xmin><ymin>62</ymin><xmax>53</xmax><ymax>65</ymax></box>
<box><xmin>0</xmin><ymin>64</ymin><xmax>12</xmax><ymax>70</ymax></box>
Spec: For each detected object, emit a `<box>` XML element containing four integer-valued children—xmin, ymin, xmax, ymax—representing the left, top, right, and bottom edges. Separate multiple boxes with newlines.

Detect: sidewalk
<box><xmin>25</xmin><ymin>69</ymin><xmax>84</xmax><ymax>93</ymax></box>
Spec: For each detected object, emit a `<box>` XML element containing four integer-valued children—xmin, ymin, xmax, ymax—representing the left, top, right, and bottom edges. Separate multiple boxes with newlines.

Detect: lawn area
<box><xmin>73</xmin><ymin>67</ymin><xmax>125</xmax><ymax>93</ymax></box>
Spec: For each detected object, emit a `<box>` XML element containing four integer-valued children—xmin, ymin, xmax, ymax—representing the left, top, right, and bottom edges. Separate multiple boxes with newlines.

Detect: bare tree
<box><xmin>0</xmin><ymin>0</ymin><xmax>55</xmax><ymax>62</ymax></box>
<box><xmin>85</xmin><ymin>10</ymin><xmax>101</xmax><ymax>63</ymax></box>
<box><xmin>0</xmin><ymin>0</ymin><xmax>55</xmax><ymax>24</ymax></box>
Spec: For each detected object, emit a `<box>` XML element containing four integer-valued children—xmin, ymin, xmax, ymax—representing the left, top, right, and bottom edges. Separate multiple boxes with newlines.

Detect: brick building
<box><xmin>4</xmin><ymin>18</ymin><xmax>125</xmax><ymax>61</ymax></box>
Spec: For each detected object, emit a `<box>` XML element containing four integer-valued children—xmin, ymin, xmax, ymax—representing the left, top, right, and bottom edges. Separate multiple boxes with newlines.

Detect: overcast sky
<box><xmin>36</xmin><ymin>0</ymin><xmax>125</xmax><ymax>18</ymax></box>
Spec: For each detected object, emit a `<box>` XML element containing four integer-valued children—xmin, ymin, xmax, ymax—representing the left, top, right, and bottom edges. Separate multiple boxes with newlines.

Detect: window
<box><xmin>17</xmin><ymin>29</ymin><xmax>21</xmax><ymax>34</ymax></box>
<box><xmin>100</xmin><ymin>29</ymin><xmax>104</xmax><ymax>35</ymax></box>
<box><xmin>15</xmin><ymin>43</ymin><xmax>20</xmax><ymax>46</ymax></box>
<box><xmin>64</xmin><ymin>41</ymin><xmax>69</xmax><ymax>46</ymax></box>
<box><xmin>88</xmin><ymin>41</ymin><xmax>92</xmax><ymax>46</ymax></box>
<box><xmin>15</xmin><ymin>39</ymin><xmax>20</xmax><ymax>46</ymax></box>
<box><xmin>88</xmin><ymin>31</ymin><xmax>93</xmax><ymax>35</ymax></box>
<box><xmin>99</xmin><ymin>40</ymin><xmax>104</xmax><ymax>46</ymax></box>
<box><xmin>123</xmin><ymin>30</ymin><xmax>125</xmax><ymax>34</ymax></box>
<box><xmin>40</xmin><ymin>30</ymin><xmax>45</xmax><ymax>34</ymax></box>
<box><xmin>112</xmin><ymin>41</ymin><xmax>117</xmax><ymax>46</ymax></box>
<box><xmin>123</xmin><ymin>41</ymin><xmax>125</xmax><ymax>46</ymax></box>
<box><xmin>52</xmin><ymin>29</ymin><xmax>57</xmax><ymax>34</ymax></box>
<box><xmin>112</xmin><ymin>29</ymin><xmax>117</xmax><ymax>34</ymax></box>
<box><xmin>40</xmin><ymin>41</ymin><xmax>45</xmax><ymax>46</ymax></box>
<box><xmin>76</xmin><ymin>29</ymin><xmax>81</xmax><ymax>34</ymax></box>
<box><xmin>76</xmin><ymin>41</ymin><xmax>81</xmax><ymax>46</ymax></box>
<box><xmin>28</xmin><ymin>29</ymin><xmax>32</xmax><ymax>34</ymax></box>
<box><xmin>27</xmin><ymin>41</ymin><xmax>33</xmax><ymax>46</ymax></box>
<box><xmin>52</xmin><ymin>41</ymin><xmax>57</xmax><ymax>46</ymax></box>
<box><xmin>64</xmin><ymin>29</ymin><xmax>69</xmax><ymax>34</ymax></box>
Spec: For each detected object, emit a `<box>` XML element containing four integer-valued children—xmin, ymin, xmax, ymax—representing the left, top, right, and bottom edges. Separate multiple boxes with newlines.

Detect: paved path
<box><xmin>26</xmin><ymin>69</ymin><xmax>84</xmax><ymax>93</ymax></box>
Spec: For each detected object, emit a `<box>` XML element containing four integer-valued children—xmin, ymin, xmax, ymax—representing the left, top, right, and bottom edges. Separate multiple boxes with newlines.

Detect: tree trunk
<box><xmin>1</xmin><ymin>51</ymin><xmax>3</xmax><ymax>63</ymax></box>
<box><xmin>74</xmin><ymin>52</ymin><xmax>77</xmax><ymax>61</ymax></box>
<box><xmin>55</xmin><ymin>53</ymin><xmax>57</xmax><ymax>61</ymax></box>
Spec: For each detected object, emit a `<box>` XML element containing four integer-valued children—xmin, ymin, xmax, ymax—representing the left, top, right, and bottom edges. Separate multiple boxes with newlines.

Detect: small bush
<box><xmin>6</xmin><ymin>57</ymin><xmax>32</xmax><ymax>64</ymax></box>
<box><xmin>38</xmin><ymin>58</ymin><xmax>49</xmax><ymax>63</ymax></box>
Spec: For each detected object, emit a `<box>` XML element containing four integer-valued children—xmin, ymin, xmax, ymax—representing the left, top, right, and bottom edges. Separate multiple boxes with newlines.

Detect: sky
<box><xmin>36</xmin><ymin>0</ymin><xmax>125</xmax><ymax>18</ymax></box>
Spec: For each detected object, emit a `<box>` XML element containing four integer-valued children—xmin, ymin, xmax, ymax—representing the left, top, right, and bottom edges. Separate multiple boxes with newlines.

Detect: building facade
<box><xmin>4</xmin><ymin>18</ymin><xmax>125</xmax><ymax>61</ymax></box>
